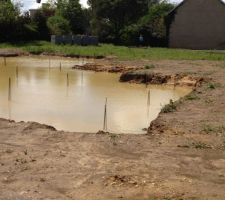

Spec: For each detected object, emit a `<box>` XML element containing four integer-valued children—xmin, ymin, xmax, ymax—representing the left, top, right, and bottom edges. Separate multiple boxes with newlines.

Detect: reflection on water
<box><xmin>0</xmin><ymin>56</ymin><xmax>191</xmax><ymax>134</ymax></box>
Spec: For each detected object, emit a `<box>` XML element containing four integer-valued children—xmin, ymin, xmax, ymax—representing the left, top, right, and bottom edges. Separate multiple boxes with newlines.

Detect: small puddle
<box><xmin>0</xmin><ymin>56</ymin><xmax>191</xmax><ymax>134</ymax></box>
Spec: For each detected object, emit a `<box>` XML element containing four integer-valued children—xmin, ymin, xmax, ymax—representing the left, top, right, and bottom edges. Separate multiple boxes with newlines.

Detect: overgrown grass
<box><xmin>161</xmin><ymin>99</ymin><xmax>177</xmax><ymax>113</ymax></box>
<box><xmin>1</xmin><ymin>41</ymin><xmax>225</xmax><ymax>61</ymax></box>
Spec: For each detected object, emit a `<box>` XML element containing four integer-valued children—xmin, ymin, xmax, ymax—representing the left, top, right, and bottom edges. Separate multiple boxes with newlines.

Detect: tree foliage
<box><xmin>0</xmin><ymin>0</ymin><xmax>175</xmax><ymax>47</ymax></box>
<box><xmin>0</xmin><ymin>0</ymin><xmax>18</xmax><ymax>41</ymax></box>
<box><xmin>47</xmin><ymin>15</ymin><xmax>70</xmax><ymax>35</ymax></box>
<box><xmin>56</xmin><ymin>0</ymin><xmax>87</xmax><ymax>34</ymax></box>
<box><xmin>120</xmin><ymin>1</ymin><xmax>175</xmax><ymax>46</ymax></box>
<box><xmin>88</xmin><ymin>0</ymin><xmax>153</xmax><ymax>43</ymax></box>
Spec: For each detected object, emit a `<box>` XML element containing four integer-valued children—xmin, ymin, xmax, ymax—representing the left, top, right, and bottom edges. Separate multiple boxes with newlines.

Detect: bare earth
<box><xmin>0</xmin><ymin>57</ymin><xmax>225</xmax><ymax>200</ymax></box>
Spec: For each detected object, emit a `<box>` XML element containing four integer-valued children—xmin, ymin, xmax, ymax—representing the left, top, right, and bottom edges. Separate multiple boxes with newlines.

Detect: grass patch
<box><xmin>202</xmin><ymin>124</ymin><xmax>225</xmax><ymax>134</ymax></box>
<box><xmin>202</xmin><ymin>125</ymin><xmax>216</xmax><ymax>134</ymax></box>
<box><xmin>207</xmin><ymin>83</ymin><xmax>216</xmax><ymax>89</ymax></box>
<box><xmin>207</xmin><ymin>82</ymin><xmax>221</xmax><ymax>90</ymax></box>
<box><xmin>1</xmin><ymin>41</ymin><xmax>225</xmax><ymax>60</ymax></box>
<box><xmin>192</xmin><ymin>142</ymin><xmax>212</xmax><ymax>149</ymax></box>
<box><xmin>185</xmin><ymin>93</ymin><xmax>200</xmax><ymax>100</ymax></box>
<box><xmin>161</xmin><ymin>99</ymin><xmax>177</xmax><ymax>113</ymax></box>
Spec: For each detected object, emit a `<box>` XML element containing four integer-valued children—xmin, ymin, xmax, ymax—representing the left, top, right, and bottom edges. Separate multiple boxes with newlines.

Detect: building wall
<box><xmin>169</xmin><ymin>0</ymin><xmax>225</xmax><ymax>49</ymax></box>
<box><xmin>29</xmin><ymin>9</ymin><xmax>38</xmax><ymax>19</ymax></box>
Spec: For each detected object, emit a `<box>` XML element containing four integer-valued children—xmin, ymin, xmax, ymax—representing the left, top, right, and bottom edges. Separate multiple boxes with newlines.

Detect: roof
<box><xmin>168</xmin><ymin>0</ymin><xmax>225</xmax><ymax>17</ymax></box>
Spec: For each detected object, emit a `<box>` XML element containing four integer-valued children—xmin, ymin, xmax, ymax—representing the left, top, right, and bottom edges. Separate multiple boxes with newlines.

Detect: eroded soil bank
<box><xmin>72</xmin><ymin>62</ymin><xmax>203</xmax><ymax>87</ymax></box>
<box><xmin>0</xmin><ymin>57</ymin><xmax>225</xmax><ymax>199</ymax></box>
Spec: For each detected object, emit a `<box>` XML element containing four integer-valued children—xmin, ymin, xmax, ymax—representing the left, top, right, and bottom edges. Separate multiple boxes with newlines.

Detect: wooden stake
<box><xmin>8</xmin><ymin>78</ymin><xmax>11</xmax><ymax>101</ymax></box>
<box><xmin>8</xmin><ymin>101</ymin><xmax>11</xmax><ymax>120</ymax></box>
<box><xmin>4</xmin><ymin>57</ymin><xmax>6</xmax><ymax>66</ymax></box>
<box><xmin>16</xmin><ymin>66</ymin><xmax>18</xmax><ymax>80</ymax></box>
<box><xmin>147</xmin><ymin>90</ymin><xmax>151</xmax><ymax>117</ymax></box>
<box><xmin>81</xmin><ymin>71</ymin><xmax>83</xmax><ymax>85</ymax></box>
<box><xmin>147</xmin><ymin>90</ymin><xmax>151</xmax><ymax>106</ymax></box>
<box><xmin>103</xmin><ymin>98</ymin><xmax>108</xmax><ymax>131</ymax></box>
<box><xmin>67</xmin><ymin>73</ymin><xmax>69</xmax><ymax>87</ymax></box>
<box><xmin>48</xmin><ymin>58</ymin><xmax>51</xmax><ymax>70</ymax></box>
<box><xmin>60</xmin><ymin>62</ymin><xmax>62</xmax><ymax>72</ymax></box>
<box><xmin>145</xmin><ymin>73</ymin><xmax>148</xmax><ymax>88</ymax></box>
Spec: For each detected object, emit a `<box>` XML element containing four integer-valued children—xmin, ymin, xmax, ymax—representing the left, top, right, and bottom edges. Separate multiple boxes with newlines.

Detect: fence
<box><xmin>51</xmin><ymin>35</ymin><xmax>99</xmax><ymax>46</ymax></box>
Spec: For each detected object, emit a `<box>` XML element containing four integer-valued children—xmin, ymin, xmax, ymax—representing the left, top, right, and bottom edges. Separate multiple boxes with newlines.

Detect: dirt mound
<box><xmin>120</xmin><ymin>70</ymin><xmax>203</xmax><ymax>87</ymax></box>
<box><xmin>72</xmin><ymin>63</ymin><xmax>141</xmax><ymax>73</ymax></box>
<box><xmin>23</xmin><ymin>122</ymin><xmax>56</xmax><ymax>132</ymax></box>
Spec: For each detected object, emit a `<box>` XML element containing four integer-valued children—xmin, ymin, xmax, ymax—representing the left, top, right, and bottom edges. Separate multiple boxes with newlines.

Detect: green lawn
<box><xmin>1</xmin><ymin>41</ymin><xmax>225</xmax><ymax>61</ymax></box>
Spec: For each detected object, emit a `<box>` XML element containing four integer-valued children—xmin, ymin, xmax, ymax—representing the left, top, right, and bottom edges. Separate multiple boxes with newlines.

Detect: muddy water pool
<box><xmin>0</xmin><ymin>56</ymin><xmax>191</xmax><ymax>133</ymax></box>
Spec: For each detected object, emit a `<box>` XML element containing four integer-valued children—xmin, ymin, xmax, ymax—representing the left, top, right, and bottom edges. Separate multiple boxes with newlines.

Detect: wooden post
<box><xmin>147</xmin><ymin>90</ymin><xmax>151</xmax><ymax>117</ymax></box>
<box><xmin>147</xmin><ymin>90</ymin><xmax>151</xmax><ymax>106</ymax></box>
<box><xmin>4</xmin><ymin>57</ymin><xmax>6</xmax><ymax>66</ymax></box>
<box><xmin>8</xmin><ymin>78</ymin><xmax>11</xmax><ymax>101</ymax></box>
<box><xmin>145</xmin><ymin>73</ymin><xmax>148</xmax><ymax>88</ymax></box>
<box><xmin>103</xmin><ymin>98</ymin><xmax>108</xmax><ymax>131</ymax></box>
<box><xmin>49</xmin><ymin>58</ymin><xmax>51</xmax><ymax>69</ymax></box>
<box><xmin>60</xmin><ymin>62</ymin><xmax>62</xmax><ymax>72</ymax></box>
<box><xmin>81</xmin><ymin>71</ymin><xmax>83</xmax><ymax>85</ymax></box>
<box><xmin>67</xmin><ymin>73</ymin><xmax>69</xmax><ymax>87</ymax></box>
<box><xmin>8</xmin><ymin>101</ymin><xmax>11</xmax><ymax>120</ymax></box>
<box><xmin>16</xmin><ymin>66</ymin><xmax>18</xmax><ymax>80</ymax></box>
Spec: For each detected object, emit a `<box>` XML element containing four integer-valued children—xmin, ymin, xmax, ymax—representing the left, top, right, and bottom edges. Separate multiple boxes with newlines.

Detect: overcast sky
<box><xmin>15</xmin><ymin>0</ymin><xmax>89</xmax><ymax>10</ymax></box>
<box><xmin>16</xmin><ymin>0</ymin><xmax>182</xmax><ymax>11</ymax></box>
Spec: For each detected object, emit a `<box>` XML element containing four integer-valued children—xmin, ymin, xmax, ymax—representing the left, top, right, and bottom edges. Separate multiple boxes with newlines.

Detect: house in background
<box><xmin>29</xmin><ymin>3</ymin><xmax>48</xmax><ymax>19</ymax></box>
<box><xmin>166</xmin><ymin>0</ymin><xmax>225</xmax><ymax>50</ymax></box>
<box><xmin>29</xmin><ymin>9</ymin><xmax>38</xmax><ymax>19</ymax></box>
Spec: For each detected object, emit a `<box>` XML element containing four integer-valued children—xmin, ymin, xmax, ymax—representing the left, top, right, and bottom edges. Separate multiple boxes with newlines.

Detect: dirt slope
<box><xmin>0</xmin><ymin>59</ymin><xmax>225</xmax><ymax>200</ymax></box>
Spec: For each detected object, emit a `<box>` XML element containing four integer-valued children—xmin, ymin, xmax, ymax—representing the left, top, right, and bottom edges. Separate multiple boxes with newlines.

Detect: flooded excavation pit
<box><xmin>0</xmin><ymin>56</ymin><xmax>191</xmax><ymax>134</ymax></box>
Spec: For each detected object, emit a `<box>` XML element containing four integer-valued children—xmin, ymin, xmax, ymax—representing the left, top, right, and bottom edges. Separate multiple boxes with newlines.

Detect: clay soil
<box><xmin>0</xmin><ymin>57</ymin><xmax>225</xmax><ymax>200</ymax></box>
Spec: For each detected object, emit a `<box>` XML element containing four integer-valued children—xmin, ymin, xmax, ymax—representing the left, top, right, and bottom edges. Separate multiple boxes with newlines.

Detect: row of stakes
<box><xmin>4</xmin><ymin>57</ymin><xmax>151</xmax><ymax>132</ymax></box>
<box><xmin>7</xmin><ymin>68</ymin><xmax>85</xmax><ymax>98</ymax></box>
<box><xmin>3</xmin><ymin>56</ymin><xmax>86</xmax><ymax>69</ymax></box>
<box><xmin>8</xmin><ymin>77</ymin><xmax>151</xmax><ymax>132</ymax></box>
<box><xmin>4</xmin><ymin>57</ymin><xmax>109</xmax><ymax>131</ymax></box>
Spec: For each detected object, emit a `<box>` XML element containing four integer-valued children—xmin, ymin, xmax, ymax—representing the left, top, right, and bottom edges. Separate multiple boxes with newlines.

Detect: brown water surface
<box><xmin>0</xmin><ymin>56</ymin><xmax>191</xmax><ymax>133</ymax></box>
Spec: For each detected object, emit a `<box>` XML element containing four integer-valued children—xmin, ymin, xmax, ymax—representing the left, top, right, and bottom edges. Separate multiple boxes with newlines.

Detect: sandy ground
<box><xmin>0</xmin><ymin>57</ymin><xmax>225</xmax><ymax>200</ymax></box>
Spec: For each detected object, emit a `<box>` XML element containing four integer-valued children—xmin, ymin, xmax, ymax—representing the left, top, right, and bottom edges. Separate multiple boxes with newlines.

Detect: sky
<box><xmin>16</xmin><ymin>0</ymin><xmax>180</xmax><ymax>11</ymax></box>
<box><xmin>16</xmin><ymin>0</ymin><xmax>89</xmax><ymax>11</ymax></box>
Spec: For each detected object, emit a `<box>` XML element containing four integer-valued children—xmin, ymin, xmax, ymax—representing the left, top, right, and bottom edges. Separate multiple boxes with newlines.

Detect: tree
<box><xmin>57</xmin><ymin>0</ymin><xmax>87</xmax><ymax>34</ymax></box>
<box><xmin>47</xmin><ymin>15</ymin><xmax>71</xmax><ymax>35</ymax></box>
<box><xmin>30</xmin><ymin>3</ymin><xmax>56</xmax><ymax>40</ymax></box>
<box><xmin>0</xmin><ymin>0</ymin><xmax>18</xmax><ymax>41</ymax></box>
<box><xmin>13</xmin><ymin>12</ymin><xmax>38</xmax><ymax>41</ymax></box>
<box><xmin>120</xmin><ymin>1</ymin><xmax>175</xmax><ymax>46</ymax></box>
<box><xmin>88</xmin><ymin>0</ymin><xmax>159</xmax><ymax>43</ymax></box>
